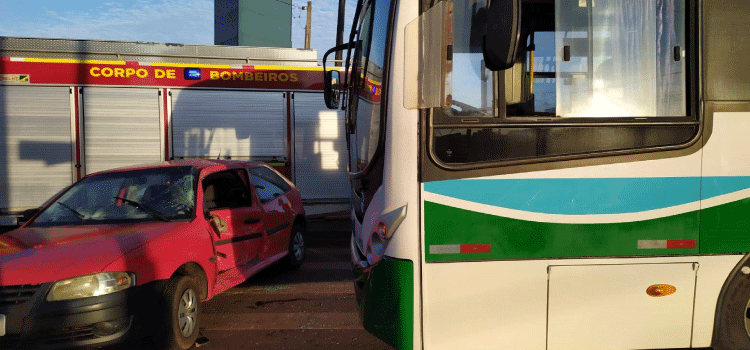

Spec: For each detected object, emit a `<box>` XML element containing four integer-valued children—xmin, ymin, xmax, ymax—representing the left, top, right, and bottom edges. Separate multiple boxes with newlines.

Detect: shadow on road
<box><xmin>240</xmin><ymin>218</ymin><xmax>352</xmax><ymax>287</ymax></box>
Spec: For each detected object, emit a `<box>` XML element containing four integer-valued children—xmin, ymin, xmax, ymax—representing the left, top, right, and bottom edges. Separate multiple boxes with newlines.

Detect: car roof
<box><xmin>85</xmin><ymin>159</ymin><xmax>269</xmax><ymax>176</ymax></box>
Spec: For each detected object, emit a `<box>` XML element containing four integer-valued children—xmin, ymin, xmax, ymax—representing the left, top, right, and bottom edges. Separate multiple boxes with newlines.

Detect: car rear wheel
<box><xmin>286</xmin><ymin>224</ymin><xmax>305</xmax><ymax>268</ymax></box>
<box><xmin>161</xmin><ymin>275</ymin><xmax>201</xmax><ymax>350</ymax></box>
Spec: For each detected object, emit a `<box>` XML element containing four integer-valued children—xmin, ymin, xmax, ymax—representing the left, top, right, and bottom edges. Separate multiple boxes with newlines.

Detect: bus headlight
<box><xmin>47</xmin><ymin>272</ymin><xmax>135</xmax><ymax>301</ymax></box>
<box><xmin>366</xmin><ymin>222</ymin><xmax>389</xmax><ymax>266</ymax></box>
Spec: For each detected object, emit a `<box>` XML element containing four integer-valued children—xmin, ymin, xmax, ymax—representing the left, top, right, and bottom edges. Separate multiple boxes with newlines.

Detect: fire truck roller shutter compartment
<box><xmin>170</xmin><ymin>90</ymin><xmax>286</xmax><ymax>161</ymax></box>
<box><xmin>82</xmin><ymin>87</ymin><xmax>162</xmax><ymax>175</ymax></box>
<box><xmin>0</xmin><ymin>85</ymin><xmax>74</xmax><ymax>220</ymax></box>
<box><xmin>292</xmin><ymin>92</ymin><xmax>349</xmax><ymax>201</ymax></box>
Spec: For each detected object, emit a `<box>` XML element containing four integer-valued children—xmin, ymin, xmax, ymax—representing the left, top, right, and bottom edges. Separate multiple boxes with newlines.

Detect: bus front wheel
<box><xmin>712</xmin><ymin>252</ymin><xmax>750</xmax><ymax>350</ymax></box>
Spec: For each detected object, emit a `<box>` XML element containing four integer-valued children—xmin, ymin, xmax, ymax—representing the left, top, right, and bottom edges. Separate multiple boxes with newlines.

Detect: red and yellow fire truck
<box><xmin>0</xmin><ymin>37</ymin><xmax>349</xmax><ymax>226</ymax></box>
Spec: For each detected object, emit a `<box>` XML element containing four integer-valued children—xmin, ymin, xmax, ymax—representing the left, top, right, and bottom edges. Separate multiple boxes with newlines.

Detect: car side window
<box><xmin>202</xmin><ymin>170</ymin><xmax>252</xmax><ymax>211</ymax></box>
<box><xmin>248</xmin><ymin>166</ymin><xmax>292</xmax><ymax>192</ymax></box>
<box><xmin>248</xmin><ymin>172</ymin><xmax>285</xmax><ymax>204</ymax></box>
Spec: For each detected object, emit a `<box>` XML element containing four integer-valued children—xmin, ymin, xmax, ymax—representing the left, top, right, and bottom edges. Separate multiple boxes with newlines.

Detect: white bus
<box><xmin>323</xmin><ymin>0</ymin><xmax>750</xmax><ymax>349</ymax></box>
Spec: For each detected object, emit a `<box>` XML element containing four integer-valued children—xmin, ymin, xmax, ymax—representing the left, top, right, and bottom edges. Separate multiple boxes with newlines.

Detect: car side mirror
<box><xmin>206</xmin><ymin>212</ymin><xmax>228</xmax><ymax>236</ymax></box>
<box><xmin>324</xmin><ymin>70</ymin><xmax>342</xmax><ymax>109</ymax></box>
<box><xmin>483</xmin><ymin>0</ymin><xmax>522</xmax><ymax>71</ymax></box>
<box><xmin>18</xmin><ymin>207</ymin><xmax>40</xmax><ymax>224</ymax></box>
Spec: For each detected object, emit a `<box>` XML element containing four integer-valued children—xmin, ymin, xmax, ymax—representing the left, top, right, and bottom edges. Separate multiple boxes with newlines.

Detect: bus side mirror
<box><xmin>324</xmin><ymin>70</ymin><xmax>341</xmax><ymax>109</ymax></box>
<box><xmin>483</xmin><ymin>0</ymin><xmax>522</xmax><ymax>71</ymax></box>
<box><xmin>322</xmin><ymin>42</ymin><xmax>353</xmax><ymax>109</ymax></box>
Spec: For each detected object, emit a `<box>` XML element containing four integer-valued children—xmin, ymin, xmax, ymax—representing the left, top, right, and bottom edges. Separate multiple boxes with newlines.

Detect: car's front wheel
<box><xmin>161</xmin><ymin>275</ymin><xmax>201</xmax><ymax>350</ymax></box>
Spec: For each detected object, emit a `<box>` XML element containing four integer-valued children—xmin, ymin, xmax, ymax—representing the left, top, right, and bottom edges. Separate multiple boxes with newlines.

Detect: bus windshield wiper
<box><xmin>113</xmin><ymin>197</ymin><xmax>168</xmax><ymax>222</ymax></box>
<box><xmin>55</xmin><ymin>202</ymin><xmax>85</xmax><ymax>222</ymax></box>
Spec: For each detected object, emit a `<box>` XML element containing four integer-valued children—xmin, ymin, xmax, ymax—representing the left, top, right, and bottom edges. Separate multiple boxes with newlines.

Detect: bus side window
<box><xmin>348</xmin><ymin>0</ymin><xmax>391</xmax><ymax>174</ymax></box>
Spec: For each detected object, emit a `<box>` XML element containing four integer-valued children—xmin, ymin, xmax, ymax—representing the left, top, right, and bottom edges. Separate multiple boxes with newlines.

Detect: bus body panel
<box><xmin>548</xmin><ymin>263</ymin><xmax>697</xmax><ymax>349</ymax></box>
<box><xmin>353</xmin><ymin>0</ymin><xmax>424</xmax><ymax>348</ymax></box>
<box><xmin>700</xmin><ymin>111</ymin><xmax>750</xmax><ymax>254</ymax></box>
<box><xmin>421</xmin><ymin>254</ymin><xmax>740</xmax><ymax>349</ymax></box>
<box><xmin>419</xmin><ymin>110</ymin><xmax>750</xmax><ymax>349</ymax></box>
<box><xmin>421</xmin><ymin>136</ymin><xmax>703</xmax><ymax>262</ymax></box>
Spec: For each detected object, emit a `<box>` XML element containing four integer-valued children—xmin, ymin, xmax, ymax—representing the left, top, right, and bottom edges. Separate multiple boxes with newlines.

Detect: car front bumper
<box><xmin>0</xmin><ymin>282</ymin><xmax>132</xmax><ymax>350</ymax></box>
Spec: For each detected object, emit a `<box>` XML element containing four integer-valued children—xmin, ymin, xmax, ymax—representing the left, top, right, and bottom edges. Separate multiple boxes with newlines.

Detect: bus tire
<box><xmin>712</xmin><ymin>252</ymin><xmax>750</xmax><ymax>350</ymax></box>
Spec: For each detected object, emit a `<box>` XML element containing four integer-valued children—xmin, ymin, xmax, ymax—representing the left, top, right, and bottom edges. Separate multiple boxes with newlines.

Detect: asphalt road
<box><xmin>190</xmin><ymin>218</ymin><xmax>395</xmax><ymax>350</ymax></box>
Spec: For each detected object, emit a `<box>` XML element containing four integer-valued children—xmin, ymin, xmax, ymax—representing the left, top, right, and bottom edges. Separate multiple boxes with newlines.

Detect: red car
<box><xmin>0</xmin><ymin>159</ymin><xmax>306</xmax><ymax>349</ymax></box>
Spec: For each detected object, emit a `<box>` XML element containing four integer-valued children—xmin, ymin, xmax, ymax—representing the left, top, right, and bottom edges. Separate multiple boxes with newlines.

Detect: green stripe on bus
<box><xmin>360</xmin><ymin>256</ymin><xmax>413</xmax><ymax>349</ymax></box>
<box><xmin>701</xmin><ymin>196</ymin><xmax>750</xmax><ymax>254</ymax></box>
<box><xmin>424</xmin><ymin>201</ymin><xmax>700</xmax><ymax>261</ymax></box>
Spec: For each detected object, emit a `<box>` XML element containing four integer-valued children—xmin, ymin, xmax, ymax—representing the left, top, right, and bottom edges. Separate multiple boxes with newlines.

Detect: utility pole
<box><xmin>335</xmin><ymin>0</ymin><xmax>345</xmax><ymax>66</ymax></box>
<box><xmin>304</xmin><ymin>1</ymin><xmax>312</xmax><ymax>49</ymax></box>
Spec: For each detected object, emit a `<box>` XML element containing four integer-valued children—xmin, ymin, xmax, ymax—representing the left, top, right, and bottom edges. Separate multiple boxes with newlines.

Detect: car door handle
<box><xmin>244</xmin><ymin>218</ymin><xmax>261</xmax><ymax>224</ymax></box>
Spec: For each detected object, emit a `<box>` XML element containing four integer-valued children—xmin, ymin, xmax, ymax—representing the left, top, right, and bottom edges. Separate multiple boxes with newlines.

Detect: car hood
<box><xmin>0</xmin><ymin>221</ymin><xmax>188</xmax><ymax>286</ymax></box>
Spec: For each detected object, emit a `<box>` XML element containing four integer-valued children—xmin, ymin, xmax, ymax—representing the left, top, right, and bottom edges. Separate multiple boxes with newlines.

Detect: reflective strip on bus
<box><xmin>429</xmin><ymin>244</ymin><xmax>491</xmax><ymax>254</ymax></box>
<box><xmin>637</xmin><ymin>240</ymin><xmax>696</xmax><ymax>249</ymax></box>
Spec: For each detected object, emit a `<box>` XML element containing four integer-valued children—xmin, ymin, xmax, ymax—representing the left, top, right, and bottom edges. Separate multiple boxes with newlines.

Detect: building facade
<box><xmin>215</xmin><ymin>0</ymin><xmax>292</xmax><ymax>47</ymax></box>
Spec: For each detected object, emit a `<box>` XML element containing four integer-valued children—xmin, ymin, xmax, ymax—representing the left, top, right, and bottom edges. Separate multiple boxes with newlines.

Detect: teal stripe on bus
<box><xmin>424</xmin><ymin>177</ymin><xmax>750</xmax><ymax>215</ymax></box>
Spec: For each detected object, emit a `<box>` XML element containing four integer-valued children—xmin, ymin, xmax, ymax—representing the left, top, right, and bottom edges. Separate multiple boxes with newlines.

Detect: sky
<box><xmin>0</xmin><ymin>0</ymin><xmax>358</xmax><ymax>60</ymax></box>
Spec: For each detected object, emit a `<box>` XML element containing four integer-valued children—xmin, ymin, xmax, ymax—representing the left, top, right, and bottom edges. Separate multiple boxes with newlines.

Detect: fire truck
<box><xmin>0</xmin><ymin>36</ymin><xmax>348</xmax><ymax>226</ymax></box>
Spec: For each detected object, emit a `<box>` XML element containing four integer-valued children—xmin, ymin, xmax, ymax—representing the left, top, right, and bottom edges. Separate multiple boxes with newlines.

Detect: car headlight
<box><xmin>47</xmin><ymin>272</ymin><xmax>135</xmax><ymax>301</ymax></box>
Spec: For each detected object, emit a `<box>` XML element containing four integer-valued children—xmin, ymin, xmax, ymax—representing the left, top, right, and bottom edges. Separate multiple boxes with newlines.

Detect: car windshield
<box><xmin>31</xmin><ymin>166</ymin><xmax>196</xmax><ymax>227</ymax></box>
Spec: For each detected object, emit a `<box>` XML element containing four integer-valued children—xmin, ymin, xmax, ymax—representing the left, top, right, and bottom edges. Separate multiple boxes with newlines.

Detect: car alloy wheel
<box><xmin>285</xmin><ymin>224</ymin><xmax>306</xmax><ymax>269</ymax></box>
<box><xmin>178</xmin><ymin>287</ymin><xmax>198</xmax><ymax>337</ymax></box>
<box><xmin>293</xmin><ymin>230</ymin><xmax>305</xmax><ymax>262</ymax></box>
<box><xmin>162</xmin><ymin>275</ymin><xmax>201</xmax><ymax>350</ymax></box>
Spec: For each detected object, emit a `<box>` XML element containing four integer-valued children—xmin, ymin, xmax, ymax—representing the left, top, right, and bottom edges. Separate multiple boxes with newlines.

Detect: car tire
<box><xmin>285</xmin><ymin>224</ymin><xmax>306</xmax><ymax>269</ymax></box>
<box><xmin>160</xmin><ymin>275</ymin><xmax>201</xmax><ymax>350</ymax></box>
<box><xmin>712</xmin><ymin>252</ymin><xmax>750</xmax><ymax>350</ymax></box>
